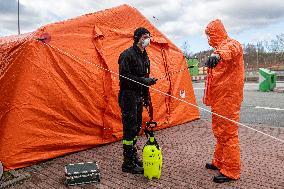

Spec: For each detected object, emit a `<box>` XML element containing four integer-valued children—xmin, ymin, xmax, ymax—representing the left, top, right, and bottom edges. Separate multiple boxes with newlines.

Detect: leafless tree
<box><xmin>182</xmin><ymin>40</ymin><xmax>192</xmax><ymax>59</ymax></box>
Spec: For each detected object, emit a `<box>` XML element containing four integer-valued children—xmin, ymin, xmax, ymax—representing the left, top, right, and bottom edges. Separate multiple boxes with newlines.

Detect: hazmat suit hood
<box><xmin>205</xmin><ymin>19</ymin><xmax>229</xmax><ymax>49</ymax></box>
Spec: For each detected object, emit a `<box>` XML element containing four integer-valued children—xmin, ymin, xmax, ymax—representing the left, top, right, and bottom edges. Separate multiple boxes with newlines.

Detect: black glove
<box><xmin>143</xmin><ymin>77</ymin><xmax>158</xmax><ymax>86</ymax></box>
<box><xmin>205</xmin><ymin>54</ymin><xmax>220</xmax><ymax>68</ymax></box>
<box><xmin>143</xmin><ymin>98</ymin><xmax>150</xmax><ymax>107</ymax></box>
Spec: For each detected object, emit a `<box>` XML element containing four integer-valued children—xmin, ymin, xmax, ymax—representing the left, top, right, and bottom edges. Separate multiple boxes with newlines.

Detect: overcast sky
<box><xmin>1</xmin><ymin>0</ymin><xmax>284</xmax><ymax>52</ymax></box>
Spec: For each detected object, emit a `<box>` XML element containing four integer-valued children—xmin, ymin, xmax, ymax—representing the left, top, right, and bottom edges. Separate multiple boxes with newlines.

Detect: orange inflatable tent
<box><xmin>0</xmin><ymin>4</ymin><xmax>199</xmax><ymax>170</ymax></box>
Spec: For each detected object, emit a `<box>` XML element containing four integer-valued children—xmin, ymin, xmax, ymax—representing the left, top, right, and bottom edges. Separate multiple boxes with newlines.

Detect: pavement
<box><xmin>194</xmin><ymin>82</ymin><xmax>284</xmax><ymax>127</ymax></box>
<box><xmin>1</xmin><ymin>120</ymin><xmax>283</xmax><ymax>189</ymax></box>
<box><xmin>1</xmin><ymin>82</ymin><xmax>284</xmax><ymax>189</ymax></box>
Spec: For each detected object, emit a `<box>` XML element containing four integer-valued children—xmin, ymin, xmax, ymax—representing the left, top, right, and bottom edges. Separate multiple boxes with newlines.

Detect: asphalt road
<box><xmin>192</xmin><ymin>82</ymin><xmax>284</xmax><ymax>127</ymax></box>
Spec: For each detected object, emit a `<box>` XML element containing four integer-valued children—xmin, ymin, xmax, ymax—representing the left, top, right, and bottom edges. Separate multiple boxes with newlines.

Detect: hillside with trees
<box><xmin>183</xmin><ymin>33</ymin><xmax>284</xmax><ymax>72</ymax></box>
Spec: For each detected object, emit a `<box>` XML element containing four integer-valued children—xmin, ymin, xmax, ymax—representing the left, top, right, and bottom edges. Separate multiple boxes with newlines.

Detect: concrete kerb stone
<box><xmin>191</xmin><ymin>75</ymin><xmax>206</xmax><ymax>82</ymax></box>
<box><xmin>0</xmin><ymin>170</ymin><xmax>31</xmax><ymax>189</ymax></box>
<box><xmin>273</xmin><ymin>87</ymin><xmax>284</xmax><ymax>93</ymax></box>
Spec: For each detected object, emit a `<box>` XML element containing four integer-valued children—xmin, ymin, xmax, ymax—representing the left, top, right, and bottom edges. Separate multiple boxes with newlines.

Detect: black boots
<box><xmin>133</xmin><ymin>146</ymin><xmax>143</xmax><ymax>167</ymax></box>
<box><xmin>213</xmin><ymin>174</ymin><xmax>235</xmax><ymax>183</ymax></box>
<box><xmin>205</xmin><ymin>163</ymin><xmax>235</xmax><ymax>183</ymax></box>
<box><xmin>122</xmin><ymin>161</ymin><xmax>143</xmax><ymax>174</ymax></box>
<box><xmin>205</xmin><ymin>163</ymin><xmax>219</xmax><ymax>170</ymax></box>
<box><xmin>122</xmin><ymin>145</ymin><xmax>143</xmax><ymax>174</ymax></box>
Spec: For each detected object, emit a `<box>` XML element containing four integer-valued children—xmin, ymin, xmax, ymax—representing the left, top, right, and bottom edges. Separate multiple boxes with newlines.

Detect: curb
<box><xmin>0</xmin><ymin>170</ymin><xmax>31</xmax><ymax>189</ymax></box>
<box><xmin>273</xmin><ymin>87</ymin><xmax>284</xmax><ymax>93</ymax></box>
<box><xmin>191</xmin><ymin>75</ymin><xmax>206</xmax><ymax>81</ymax></box>
<box><xmin>0</xmin><ymin>162</ymin><xmax>2</xmax><ymax>181</ymax></box>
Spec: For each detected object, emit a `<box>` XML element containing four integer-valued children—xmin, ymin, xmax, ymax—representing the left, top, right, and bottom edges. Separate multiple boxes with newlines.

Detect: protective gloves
<box><xmin>142</xmin><ymin>77</ymin><xmax>158</xmax><ymax>86</ymax></box>
<box><xmin>205</xmin><ymin>53</ymin><xmax>220</xmax><ymax>68</ymax></box>
<box><xmin>143</xmin><ymin>98</ymin><xmax>150</xmax><ymax>107</ymax></box>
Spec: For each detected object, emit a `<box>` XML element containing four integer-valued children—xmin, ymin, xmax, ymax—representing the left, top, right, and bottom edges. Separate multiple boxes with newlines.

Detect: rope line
<box><xmin>37</xmin><ymin>40</ymin><xmax>284</xmax><ymax>144</ymax></box>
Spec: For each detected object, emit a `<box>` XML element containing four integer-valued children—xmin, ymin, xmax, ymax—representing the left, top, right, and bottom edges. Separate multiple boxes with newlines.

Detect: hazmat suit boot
<box><xmin>213</xmin><ymin>174</ymin><xmax>235</xmax><ymax>183</ymax></box>
<box><xmin>133</xmin><ymin>145</ymin><xmax>143</xmax><ymax>167</ymax></box>
<box><xmin>122</xmin><ymin>145</ymin><xmax>143</xmax><ymax>174</ymax></box>
<box><xmin>205</xmin><ymin>163</ymin><xmax>219</xmax><ymax>170</ymax></box>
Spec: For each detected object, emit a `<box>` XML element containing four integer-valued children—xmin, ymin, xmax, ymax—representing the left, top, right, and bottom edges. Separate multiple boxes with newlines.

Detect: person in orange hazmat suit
<box><xmin>203</xmin><ymin>19</ymin><xmax>244</xmax><ymax>183</ymax></box>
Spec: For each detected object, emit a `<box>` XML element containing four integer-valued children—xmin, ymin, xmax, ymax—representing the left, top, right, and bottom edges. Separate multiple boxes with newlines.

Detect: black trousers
<box><xmin>119</xmin><ymin>90</ymin><xmax>143</xmax><ymax>141</ymax></box>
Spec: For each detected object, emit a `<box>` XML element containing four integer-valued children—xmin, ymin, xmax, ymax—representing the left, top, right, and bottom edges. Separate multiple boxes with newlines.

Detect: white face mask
<box><xmin>142</xmin><ymin>38</ymin><xmax>150</xmax><ymax>48</ymax></box>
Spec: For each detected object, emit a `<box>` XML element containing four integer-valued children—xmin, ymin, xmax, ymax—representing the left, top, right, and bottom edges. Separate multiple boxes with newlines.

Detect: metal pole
<box><xmin>256</xmin><ymin>49</ymin><xmax>259</xmax><ymax>69</ymax></box>
<box><xmin>18</xmin><ymin>0</ymin><xmax>20</xmax><ymax>34</ymax></box>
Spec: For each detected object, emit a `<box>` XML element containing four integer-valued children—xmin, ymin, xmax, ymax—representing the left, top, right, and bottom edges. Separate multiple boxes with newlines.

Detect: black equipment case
<box><xmin>64</xmin><ymin>161</ymin><xmax>100</xmax><ymax>186</ymax></box>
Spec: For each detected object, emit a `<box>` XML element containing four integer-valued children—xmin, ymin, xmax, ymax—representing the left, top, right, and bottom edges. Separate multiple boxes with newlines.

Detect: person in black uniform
<box><xmin>118</xmin><ymin>27</ymin><xmax>157</xmax><ymax>174</ymax></box>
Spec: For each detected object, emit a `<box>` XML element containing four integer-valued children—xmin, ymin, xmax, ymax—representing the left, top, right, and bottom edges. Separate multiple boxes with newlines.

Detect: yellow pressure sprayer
<box><xmin>143</xmin><ymin>120</ymin><xmax>162</xmax><ymax>180</ymax></box>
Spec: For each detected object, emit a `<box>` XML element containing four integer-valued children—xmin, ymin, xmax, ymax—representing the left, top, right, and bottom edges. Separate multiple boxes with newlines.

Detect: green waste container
<box><xmin>270</xmin><ymin>72</ymin><xmax>277</xmax><ymax>90</ymax></box>
<box><xmin>187</xmin><ymin>58</ymin><xmax>199</xmax><ymax>76</ymax></box>
<box><xmin>258</xmin><ymin>68</ymin><xmax>277</xmax><ymax>92</ymax></box>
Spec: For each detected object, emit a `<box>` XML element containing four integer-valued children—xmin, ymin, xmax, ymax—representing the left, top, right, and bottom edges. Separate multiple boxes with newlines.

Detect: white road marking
<box><xmin>193</xmin><ymin>88</ymin><xmax>205</xmax><ymax>90</ymax></box>
<box><xmin>255</xmin><ymin>106</ymin><xmax>284</xmax><ymax>111</ymax></box>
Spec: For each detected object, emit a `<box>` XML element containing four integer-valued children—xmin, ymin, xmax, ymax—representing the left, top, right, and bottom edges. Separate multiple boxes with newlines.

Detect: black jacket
<box><xmin>118</xmin><ymin>44</ymin><xmax>150</xmax><ymax>100</ymax></box>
